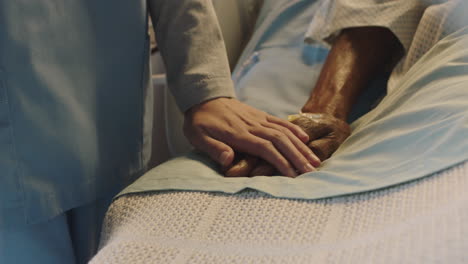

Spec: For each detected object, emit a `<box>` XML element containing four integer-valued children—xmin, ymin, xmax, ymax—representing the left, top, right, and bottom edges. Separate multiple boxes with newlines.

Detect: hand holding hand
<box><xmin>183</xmin><ymin>98</ymin><xmax>321</xmax><ymax>177</ymax></box>
<box><xmin>289</xmin><ymin>113</ymin><xmax>351</xmax><ymax>161</ymax></box>
<box><xmin>225</xmin><ymin>112</ymin><xmax>350</xmax><ymax>177</ymax></box>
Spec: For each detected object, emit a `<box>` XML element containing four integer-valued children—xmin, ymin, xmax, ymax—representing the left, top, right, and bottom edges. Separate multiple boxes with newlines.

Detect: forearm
<box><xmin>149</xmin><ymin>0</ymin><xmax>235</xmax><ymax>112</ymax></box>
<box><xmin>302</xmin><ymin>27</ymin><xmax>402</xmax><ymax>120</ymax></box>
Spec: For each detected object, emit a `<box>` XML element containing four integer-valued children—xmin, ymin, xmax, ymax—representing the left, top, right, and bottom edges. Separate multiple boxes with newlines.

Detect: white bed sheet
<box><xmin>91</xmin><ymin>160</ymin><xmax>468</xmax><ymax>263</ymax></box>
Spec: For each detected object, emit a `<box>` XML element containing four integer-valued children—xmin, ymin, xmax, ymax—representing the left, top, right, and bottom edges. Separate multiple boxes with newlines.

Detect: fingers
<box><xmin>290</xmin><ymin>113</ymin><xmax>351</xmax><ymax>162</ymax></box>
<box><xmin>225</xmin><ymin>156</ymin><xmax>276</xmax><ymax>177</ymax></box>
<box><xmin>230</xmin><ymin>134</ymin><xmax>298</xmax><ymax>177</ymax></box>
<box><xmin>187</xmin><ymin>131</ymin><xmax>235</xmax><ymax>168</ymax></box>
<box><xmin>187</xmin><ymin>123</ymin><xmax>304</xmax><ymax>177</ymax></box>
<box><xmin>308</xmin><ymin>137</ymin><xmax>342</xmax><ymax>161</ymax></box>
<box><xmin>225</xmin><ymin>155</ymin><xmax>258</xmax><ymax>177</ymax></box>
<box><xmin>183</xmin><ymin>98</ymin><xmax>319</xmax><ymax>176</ymax></box>
<box><xmin>249</xmin><ymin>127</ymin><xmax>317</xmax><ymax>175</ymax></box>
<box><xmin>267</xmin><ymin>115</ymin><xmax>309</xmax><ymax>143</ymax></box>
<box><xmin>250</xmin><ymin>160</ymin><xmax>276</xmax><ymax>176</ymax></box>
<box><xmin>262</xmin><ymin>122</ymin><xmax>321</xmax><ymax>167</ymax></box>
<box><xmin>290</xmin><ymin>116</ymin><xmax>331</xmax><ymax>140</ymax></box>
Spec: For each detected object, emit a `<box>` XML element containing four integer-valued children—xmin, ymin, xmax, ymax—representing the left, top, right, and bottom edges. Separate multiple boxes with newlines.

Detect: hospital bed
<box><xmin>91</xmin><ymin>1</ymin><xmax>468</xmax><ymax>263</ymax></box>
<box><xmin>92</xmin><ymin>162</ymin><xmax>468</xmax><ymax>263</ymax></box>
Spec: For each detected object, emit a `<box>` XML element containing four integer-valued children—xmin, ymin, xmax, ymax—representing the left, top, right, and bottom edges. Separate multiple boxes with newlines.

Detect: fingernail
<box><xmin>304</xmin><ymin>163</ymin><xmax>316</xmax><ymax>172</ymax></box>
<box><xmin>300</xmin><ymin>130</ymin><xmax>309</xmax><ymax>141</ymax></box>
<box><xmin>219</xmin><ymin>151</ymin><xmax>230</xmax><ymax>166</ymax></box>
<box><xmin>308</xmin><ymin>152</ymin><xmax>321</xmax><ymax>166</ymax></box>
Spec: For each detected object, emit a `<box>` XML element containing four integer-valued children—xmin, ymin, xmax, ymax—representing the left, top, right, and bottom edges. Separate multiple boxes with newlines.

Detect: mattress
<box><xmin>91</xmin><ymin>160</ymin><xmax>468</xmax><ymax>263</ymax></box>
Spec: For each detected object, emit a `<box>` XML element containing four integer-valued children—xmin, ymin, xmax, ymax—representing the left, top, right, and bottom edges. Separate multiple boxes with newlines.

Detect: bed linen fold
<box><xmin>119</xmin><ymin>27</ymin><xmax>468</xmax><ymax>200</ymax></box>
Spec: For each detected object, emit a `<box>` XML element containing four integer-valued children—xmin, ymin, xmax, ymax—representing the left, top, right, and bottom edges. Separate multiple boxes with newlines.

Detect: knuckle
<box><xmin>220</xmin><ymin>128</ymin><xmax>237</xmax><ymax>138</ymax></box>
<box><xmin>262</xmin><ymin>140</ymin><xmax>274</xmax><ymax>149</ymax></box>
<box><xmin>276</xmin><ymin>126</ymin><xmax>291</xmax><ymax>135</ymax></box>
<box><xmin>269</xmin><ymin>132</ymin><xmax>284</xmax><ymax>140</ymax></box>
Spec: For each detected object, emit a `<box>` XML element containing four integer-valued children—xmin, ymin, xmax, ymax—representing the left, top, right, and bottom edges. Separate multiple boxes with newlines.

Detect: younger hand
<box><xmin>183</xmin><ymin>98</ymin><xmax>320</xmax><ymax>177</ymax></box>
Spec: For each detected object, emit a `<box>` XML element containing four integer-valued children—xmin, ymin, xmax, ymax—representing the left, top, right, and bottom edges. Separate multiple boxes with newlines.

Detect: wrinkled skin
<box><xmin>224</xmin><ymin>27</ymin><xmax>400</xmax><ymax>178</ymax></box>
<box><xmin>225</xmin><ymin>113</ymin><xmax>351</xmax><ymax>177</ymax></box>
<box><xmin>291</xmin><ymin>113</ymin><xmax>350</xmax><ymax>162</ymax></box>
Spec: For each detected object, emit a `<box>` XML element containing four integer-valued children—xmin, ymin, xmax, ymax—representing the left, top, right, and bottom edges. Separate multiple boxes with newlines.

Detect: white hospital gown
<box><xmin>305</xmin><ymin>0</ymin><xmax>466</xmax><ymax>93</ymax></box>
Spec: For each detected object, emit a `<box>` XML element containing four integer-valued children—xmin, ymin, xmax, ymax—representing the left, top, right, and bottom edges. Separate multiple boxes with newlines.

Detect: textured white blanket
<box><xmin>91</xmin><ymin>161</ymin><xmax>468</xmax><ymax>263</ymax></box>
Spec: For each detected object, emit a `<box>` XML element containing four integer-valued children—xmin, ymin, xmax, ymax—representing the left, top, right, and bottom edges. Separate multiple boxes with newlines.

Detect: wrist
<box><xmin>185</xmin><ymin>97</ymin><xmax>233</xmax><ymax>116</ymax></box>
<box><xmin>301</xmin><ymin>93</ymin><xmax>349</xmax><ymax>121</ymax></box>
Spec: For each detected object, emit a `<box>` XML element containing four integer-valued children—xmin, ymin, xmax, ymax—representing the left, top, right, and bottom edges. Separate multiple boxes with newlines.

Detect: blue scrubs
<box><xmin>0</xmin><ymin>1</ymin><xmax>150</xmax><ymax>263</ymax></box>
<box><xmin>0</xmin><ymin>197</ymin><xmax>112</xmax><ymax>263</ymax></box>
<box><xmin>1</xmin><ymin>0</ymin><xmax>235</xmax><ymax>261</ymax></box>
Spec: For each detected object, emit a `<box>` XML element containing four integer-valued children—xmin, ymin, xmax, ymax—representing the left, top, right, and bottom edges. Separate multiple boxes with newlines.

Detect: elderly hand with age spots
<box><xmin>224</xmin><ymin>113</ymin><xmax>350</xmax><ymax>177</ymax></box>
<box><xmin>224</xmin><ymin>26</ymin><xmax>402</xmax><ymax>178</ymax></box>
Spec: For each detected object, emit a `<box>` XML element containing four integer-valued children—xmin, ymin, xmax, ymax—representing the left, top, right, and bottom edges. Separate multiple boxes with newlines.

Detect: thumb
<box><xmin>191</xmin><ymin>134</ymin><xmax>235</xmax><ymax>167</ymax></box>
<box><xmin>308</xmin><ymin>138</ymin><xmax>341</xmax><ymax>161</ymax></box>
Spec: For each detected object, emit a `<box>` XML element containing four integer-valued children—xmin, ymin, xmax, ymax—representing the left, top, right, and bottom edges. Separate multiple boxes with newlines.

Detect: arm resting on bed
<box><xmin>302</xmin><ymin>27</ymin><xmax>403</xmax><ymax>119</ymax></box>
<box><xmin>225</xmin><ymin>27</ymin><xmax>402</xmax><ymax>176</ymax></box>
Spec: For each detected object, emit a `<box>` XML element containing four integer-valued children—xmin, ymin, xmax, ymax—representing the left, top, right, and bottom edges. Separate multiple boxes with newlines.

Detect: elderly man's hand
<box><xmin>224</xmin><ymin>113</ymin><xmax>350</xmax><ymax>177</ymax></box>
<box><xmin>289</xmin><ymin>113</ymin><xmax>350</xmax><ymax>161</ymax></box>
<box><xmin>184</xmin><ymin>98</ymin><xmax>321</xmax><ymax>177</ymax></box>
